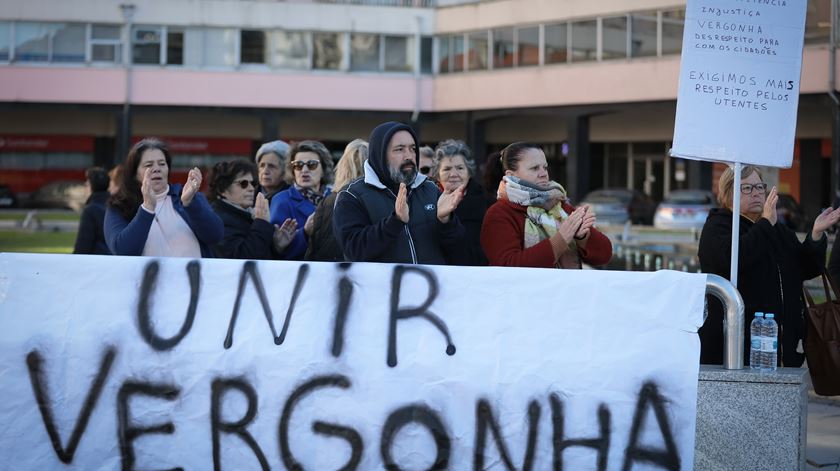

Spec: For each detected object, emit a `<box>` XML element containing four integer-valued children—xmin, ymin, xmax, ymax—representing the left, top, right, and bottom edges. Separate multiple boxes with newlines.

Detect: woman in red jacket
<box><xmin>480</xmin><ymin>142</ymin><xmax>612</xmax><ymax>268</ymax></box>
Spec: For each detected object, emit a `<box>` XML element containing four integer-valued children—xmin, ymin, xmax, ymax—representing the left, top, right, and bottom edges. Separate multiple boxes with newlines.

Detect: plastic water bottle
<box><xmin>761</xmin><ymin>313</ymin><xmax>778</xmax><ymax>371</ymax></box>
<box><xmin>749</xmin><ymin>312</ymin><xmax>764</xmax><ymax>370</ymax></box>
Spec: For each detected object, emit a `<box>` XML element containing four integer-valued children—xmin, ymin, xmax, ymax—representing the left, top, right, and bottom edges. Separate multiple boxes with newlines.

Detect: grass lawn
<box><xmin>0</xmin><ymin>230</ymin><xmax>76</xmax><ymax>254</ymax></box>
<box><xmin>0</xmin><ymin>210</ymin><xmax>80</xmax><ymax>222</ymax></box>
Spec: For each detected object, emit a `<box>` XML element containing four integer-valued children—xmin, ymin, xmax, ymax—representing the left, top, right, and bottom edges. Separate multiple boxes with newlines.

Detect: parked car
<box><xmin>581</xmin><ymin>188</ymin><xmax>656</xmax><ymax>225</ymax></box>
<box><xmin>776</xmin><ymin>193</ymin><xmax>805</xmax><ymax>233</ymax></box>
<box><xmin>653</xmin><ymin>190</ymin><xmax>716</xmax><ymax>230</ymax></box>
<box><xmin>0</xmin><ymin>185</ymin><xmax>17</xmax><ymax>208</ymax></box>
<box><xmin>26</xmin><ymin>181</ymin><xmax>88</xmax><ymax>212</ymax></box>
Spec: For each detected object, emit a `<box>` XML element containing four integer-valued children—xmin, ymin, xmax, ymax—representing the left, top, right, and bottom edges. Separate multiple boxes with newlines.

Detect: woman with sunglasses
<box><xmin>269</xmin><ymin>140</ymin><xmax>334</xmax><ymax>260</ymax></box>
<box><xmin>105</xmin><ymin>138</ymin><xmax>223</xmax><ymax>257</ymax></box>
<box><xmin>698</xmin><ymin>165</ymin><xmax>840</xmax><ymax>367</ymax></box>
<box><xmin>208</xmin><ymin>160</ymin><xmax>298</xmax><ymax>259</ymax></box>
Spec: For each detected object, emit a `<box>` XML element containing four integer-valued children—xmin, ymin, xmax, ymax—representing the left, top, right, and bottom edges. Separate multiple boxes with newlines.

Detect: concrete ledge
<box><xmin>696</xmin><ymin>366</ymin><xmax>809</xmax><ymax>471</ymax></box>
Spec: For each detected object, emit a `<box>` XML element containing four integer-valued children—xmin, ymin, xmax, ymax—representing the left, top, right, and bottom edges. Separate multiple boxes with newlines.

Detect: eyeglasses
<box><xmin>420</xmin><ymin>166</ymin><xmax>431</xmax><ymax>175</ymax></box>
<box><xmin>235</xmin><ymin>179</ymin><xmax>258</xmax><ymax>189</ymax></box>
<box><xmin>291</xmin><ymin>160</ymin><xmax>320</xmax><ymax>171</ymax></box>
<box><xmin>740</xmin><ymin>183</ymin><xmax>768</xmax><ymax>195</ymax></box>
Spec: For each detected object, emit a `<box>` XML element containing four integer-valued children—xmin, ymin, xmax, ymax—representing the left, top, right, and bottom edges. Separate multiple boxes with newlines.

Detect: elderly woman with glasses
<box><xmin>698</xmin><ymin>165</ymin><xmax>840</xmax><ymax>367</ymax></box>
<box><xmin>269</xmin><ymin>140</ymin><xmax>334</xmax><ymax>260</ymax></box>
<box><xmin>208</xmin><ymin>159</ymin><xmax>297</xmax><ymax>259</ymax></box>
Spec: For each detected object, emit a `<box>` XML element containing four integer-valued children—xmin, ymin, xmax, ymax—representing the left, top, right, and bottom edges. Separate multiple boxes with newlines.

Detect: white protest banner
<box><xmin>671</xmin><ymin>0</ymin><xmax>808</xmax><ymax>167</ymax></box>
<box><xmin>0</xmin><ymin>253</ymin><xmax>705</xmax><ymax>470</ymax></box>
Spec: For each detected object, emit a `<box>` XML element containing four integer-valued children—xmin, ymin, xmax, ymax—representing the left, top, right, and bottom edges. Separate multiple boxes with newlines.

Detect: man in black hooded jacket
<box><xmin>333</xmin><ymin>121</ymin><xmax>466</xmax><ymax>264</ymax></box>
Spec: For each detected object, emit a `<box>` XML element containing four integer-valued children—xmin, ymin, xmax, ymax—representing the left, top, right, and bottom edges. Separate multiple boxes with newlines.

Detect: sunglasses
<box><xmin>420</xmin><ymin>166</ymin><xmax>431</xmax><ymax>175</ymax></box>
<box><xmin>235</xmin><ymin>179</ymin><xmax>258</xmax><ymax>189</ymax></box>
<box><xmin>291</xmin><ymin>160</ymin><xmax>320</xmax><ymax>171</ymax></box>
<box><xmin>739</xmin><ymin>183</ymin><xmax>767</xmax><ymax>195</ymax></box>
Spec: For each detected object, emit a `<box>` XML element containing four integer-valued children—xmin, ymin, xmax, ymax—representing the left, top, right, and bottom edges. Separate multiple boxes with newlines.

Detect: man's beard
<box><xmin>389</xmin><ymin>161</ymin><xmax>417</xmax><ymax>186</ymax></box>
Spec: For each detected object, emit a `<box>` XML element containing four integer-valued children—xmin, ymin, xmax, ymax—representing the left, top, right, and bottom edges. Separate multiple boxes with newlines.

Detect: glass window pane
<box><xmin>313</xmin><ymin>32</ymin><xmax>343</xmax><ymax>70</ymax></box>
<box><xmin>132</xmin><ymin>26</ymin><xmax>161</xmax><ymax>64</ymax></box>
<box><xmin>0</xmin><ymin>23</ymin><xmax>10</xmax><ymax>61</ymax></box>
<box><xmin>493</xmin><ymin>28</ymin><xmax>514</xmax><ymax>68</ymax></box>
<box><xmin>92</xmin><ymin>44</ymin><xmax>120</xmax><ymax>62</ymax></box>
<box><xmin>602</xmin><ymin>16</ymin><xmax>628</xmax><ymax>60</ymax></box>
<box><xmin>805</xmin><ymin>0</ymin><xmax>830</xmax><ymax>44</ymax></box>
<box><xmin>467</xmin><ymin>31</ymin><xmax>487</xmax><ymax>71</ymax></box>
<box><xmin>437</xmin><ymin>36</ymin><xmax>450</xmax><ymax>73</ymax></box>
<box><xmin>544</xmin><ymin>23</ymin><xmax>567</xmax><ymax>64</ymax></box>
<box><xmin>240</xmin><ymin>30</ymin><xmax>267</xmax><ymax>64</ymax></box>
<box><xmin>451</xmin><ymin>34</ymin><xmax>464</xmax><ymax>72</ymax></box>
<box><xmin>630</xmin><ymin>12</ymin><xmax>658</xmax><ymax>58</ymax></box>
<box><xmin>15</xmin><ymin>22</ymin><xmax>53</xmax><ymax>62</ymax></box>
<box><xmin>272</xmin><ymin>31</ymin><xmax>309</xmax><ymax>69</ymax></box>
<box><xmin>93</xmin><ymin>24</ymin><xmax>120</xmax><ymax>40</ymax></box>
<box><xmin>420</xmin><ymin>36</ymin><xmax>432</xmax><ymax>74</ymax></box>
<box><xmin>662</xmin><ymin>9</ymin><xmax>685</xmax><ymax>55</ymax></box>
<box><xmin>384</xmin><ymin>35</ymin><xmax>414</xmax><ymax>72</ymax></box>
<box><xmin>571</xmin><ymin>20</ymin><xmax>597</xmax><ymax>62</ymax></box>
<box><xmin>203</xmin><ymin>28</ymin><xmax>237</xmax><ymax>67</ymax></box>
<box><xmin>350</xmin><ymin>33</ymin><xmax>379</xmax><ymax>71</ymax></box>
<box><xmin>53</xmin><ymin>25</ymin><xmax>86</xmax><ymax>63</ymax></box>
<box><xmin>182</xmin><ymin>28</ymin><xmax>203</xmax><ymax>67</ymax></box>
<box><xmin>167</xmin><ymin>30</ymin><xmax>183</xmax><ymax>65</ymax></box>
<box><xmin>517</xmin><ymin>26</ymin><xmax>539</xmax><ymax>66</ymax></box>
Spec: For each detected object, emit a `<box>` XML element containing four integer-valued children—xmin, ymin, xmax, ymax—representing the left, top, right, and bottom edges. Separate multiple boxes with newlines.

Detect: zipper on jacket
<box><xmin>387</xmin><ymin>187</ymin><xmax>419</xmax><ymax>264</ymax></box>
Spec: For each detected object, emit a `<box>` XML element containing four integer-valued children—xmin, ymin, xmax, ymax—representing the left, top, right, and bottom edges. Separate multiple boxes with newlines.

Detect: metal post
<box><xmin>706</xmin><ymin>274</ymin><xmax>745</xmax><ymax>369</ymax></box>
<box><xmin>730</xmin><ymin>163</ymin><xmax>742</xmax><ymax>288</ymax></box>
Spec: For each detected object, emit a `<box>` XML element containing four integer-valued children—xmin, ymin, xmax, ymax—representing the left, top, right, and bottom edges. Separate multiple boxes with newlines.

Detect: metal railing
<box><xmin>705</xmin><ymin>274</ymin><xmax>745</xmax><ymax>370</ymax></box>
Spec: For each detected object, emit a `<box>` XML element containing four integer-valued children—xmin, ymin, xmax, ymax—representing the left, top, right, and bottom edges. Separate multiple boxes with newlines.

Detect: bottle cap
<box><xmin>766</xmin><ymin>313</ymin><xmax>774</xmax><ymax>319</ymax></box>
<box><xmin>755</xmin><ymin>312</ymin><xmax>764</xmax><ymax>318</ymax></box>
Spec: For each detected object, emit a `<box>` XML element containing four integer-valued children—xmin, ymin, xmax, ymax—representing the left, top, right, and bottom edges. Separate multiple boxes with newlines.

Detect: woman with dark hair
<box><xmin>482</xmin><ymin>151</ymin><xmax>504</xmax><ymax>207</ymax></box>
<box><xmin>208</xmin><ymin>160</ymin><xmax>297</xmax><ymax>259</ymax></box>
<box><xmin>269</xmin><ymin>140</ymin><xmax>334</xmax><ymax>260</ymax></box>
<box><xmin>305</xmin><ymin>139</ymin><xmax>367</xmax><ymax>261</ymax></box>
<box><xmin>105</xmin><ymin>138</ymin><xmax>223</xmax><ymax>257</ymax></box>
<box><xmin>480</xmin><ymin>142</ymin><xmax>611</xmax><ymax>268</ymax></box>
<box><xmin>73</xmin><ymin>167</ymin><xmax>112</xmax><ymax>255</ymax></box>
<box><xmin>431</xmin><ymin>139</ymin><xmax>487</xmax><ymax>266</ymax></box>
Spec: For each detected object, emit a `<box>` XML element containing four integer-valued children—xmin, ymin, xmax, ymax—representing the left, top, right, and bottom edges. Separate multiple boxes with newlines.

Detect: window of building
<box><xmin>516</xmin><ymin>26</ymin><xmax>539</xmax><ymax>66</ymax></box>
<box><xmin>451</xmin><ymin>34</ymin><xmax>464</xmax><ymax>72</ymax></box>
<box><xmin>384</xmin><ymin>35</ymin><xmax>414</xmax><ymax>72</ymax></box>
<box><xmin>437</xmin><ymin>36</ymin><xmax>450</xmax><ymax>73</ymax></box>
<box><xmin>0</xmin><ymin>23</ymin><xmax>10</xmax><ymax>61</ymax></box>
<box><xmin>492</xmin><ymin>28</ymin><xmax>514</xmax><ymax>69</ymax></box>
<box><xmin>167</xmin><ymin>29</ymin><xmax>184</xmax><ymax>65</ymax></box>
<box><xmin>132</xmin><ymin>25</ymin><xmax>162</xmax><ymax>64</ymax></box>
<box><xmin>544</xmin><ymin>23</ymin><xmax>567</xmax><ymax>64</ymax></box>
<box><xmin>805</xmin><ymin>0</ymin><xmax>830</xmax><ymax>44</ymax></box>
<box><xmin>313</xmin><ymin>32</ymin><xmax>343</xmax><ymax>70</ymax></box>
<box><xmin>601</xmin><ymin>16</ymin><xmax>628</xmax><ymax>60</ymax></box>
<box><xmin>350</xmin><ymin>33</ymin><xmax>380</xmax><ymax>71</ymax></box>
<box><xmin>271</xmin><ymin>31</ymin><xmax>310</xmax><ymax>69</ymax></box>
<box><xmin>52</xmin><ymin>24</ymin><xmax>86</xmax><ymax>62</ymax></box>
<box><xmin>467</xmin><ymin>31</ymin><xmax>488</xmax><ymax>71</ymax></box>
<box><xmin>202</xmin><ymin>28</ymin><xmax>237</xmax><ymax>67</ymax></box>
<box><xmin>91</xmin><ymin>24</ymin><xmax>122</xmax><ymax>63</ymax></box>
<box><xmin>630</xmin><ymin>11</ymin><xmax>658</xmax><ymax>58</ymax></box>
<box><xmin>570</xmin><ymin>20</ymin><xmax>597</xmax><ymax>62</ymax></box>
<box><xmin>240</xmin><ymin>30</ymin><xmax>267</xmax><ymax>64</ymax></box>
<box><xmin>661</xmin><ymin>9</ymin><xmax>685</xmax><ymax>55</ymax></box>
<box><xmin>420</xmin><ymin>36</ymin><xmax>433</xmax><ymax>74</ymax></box>
<box><xmin>14</xmin><ymin>22</ymin><xmax>53</xmax><ymax>62</ymax></box>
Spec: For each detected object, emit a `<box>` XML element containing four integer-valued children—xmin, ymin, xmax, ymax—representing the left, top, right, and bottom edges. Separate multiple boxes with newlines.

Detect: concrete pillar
<box><xmin>800</xmin><ymin>139</ymin><xmax>824</xmax><ymax>220</ymax></box>
<box><xmin>687</xmin><ymin>160</ymin><xmax>713</xmax><ymax>190</ymax></box>
<box><xmin>566</xmin><ymin>115</ymin><xmax>591</xmax><ymax>201</ymax></box>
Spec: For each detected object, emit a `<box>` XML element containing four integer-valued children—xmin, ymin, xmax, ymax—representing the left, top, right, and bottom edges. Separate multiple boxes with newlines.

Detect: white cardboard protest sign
<box><xmin>671</xmin><ymin>0</ymin><xmax>808</xmax><ymax>168</ymax></box>
<box><xmin>0</xmin><ymin>253</ymin><xmax>705</xmax><ymax>470</ymax></box>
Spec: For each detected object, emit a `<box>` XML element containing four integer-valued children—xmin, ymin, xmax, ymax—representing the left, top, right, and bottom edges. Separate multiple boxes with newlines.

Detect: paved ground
<box><xmin>807</xmin><ymin>395</ymin><xmax>840</xmax><ymax>470</ymax></box>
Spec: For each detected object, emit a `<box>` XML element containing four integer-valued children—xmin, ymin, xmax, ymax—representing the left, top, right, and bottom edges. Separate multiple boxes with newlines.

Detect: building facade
<box><xmin>0</xmin><ymin>0</ymin><xmax>836</xmax><ymax>217</ymax></box>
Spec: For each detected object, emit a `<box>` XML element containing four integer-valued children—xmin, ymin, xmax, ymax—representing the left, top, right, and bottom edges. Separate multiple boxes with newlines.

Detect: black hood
<box><xmin>368</xmin><ymin>121</ymin><xmax>419</xmax><ymax>191</ymax></box>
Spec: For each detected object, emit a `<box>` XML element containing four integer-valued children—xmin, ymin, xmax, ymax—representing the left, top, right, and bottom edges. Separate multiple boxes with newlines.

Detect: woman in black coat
<box><xmin>698</xmin><ymin>165</ymin><xmax>840</xmax><ymax>366</ymax></box>
<box><xmin>208</xmin><ymin>160</ymin><xmax>297</xmax><ymax>259</ymax></box>
<box><xmin>432</xmin><ymin>139</ymin><xmax>488</xmax><ymax>266</ymax></box>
